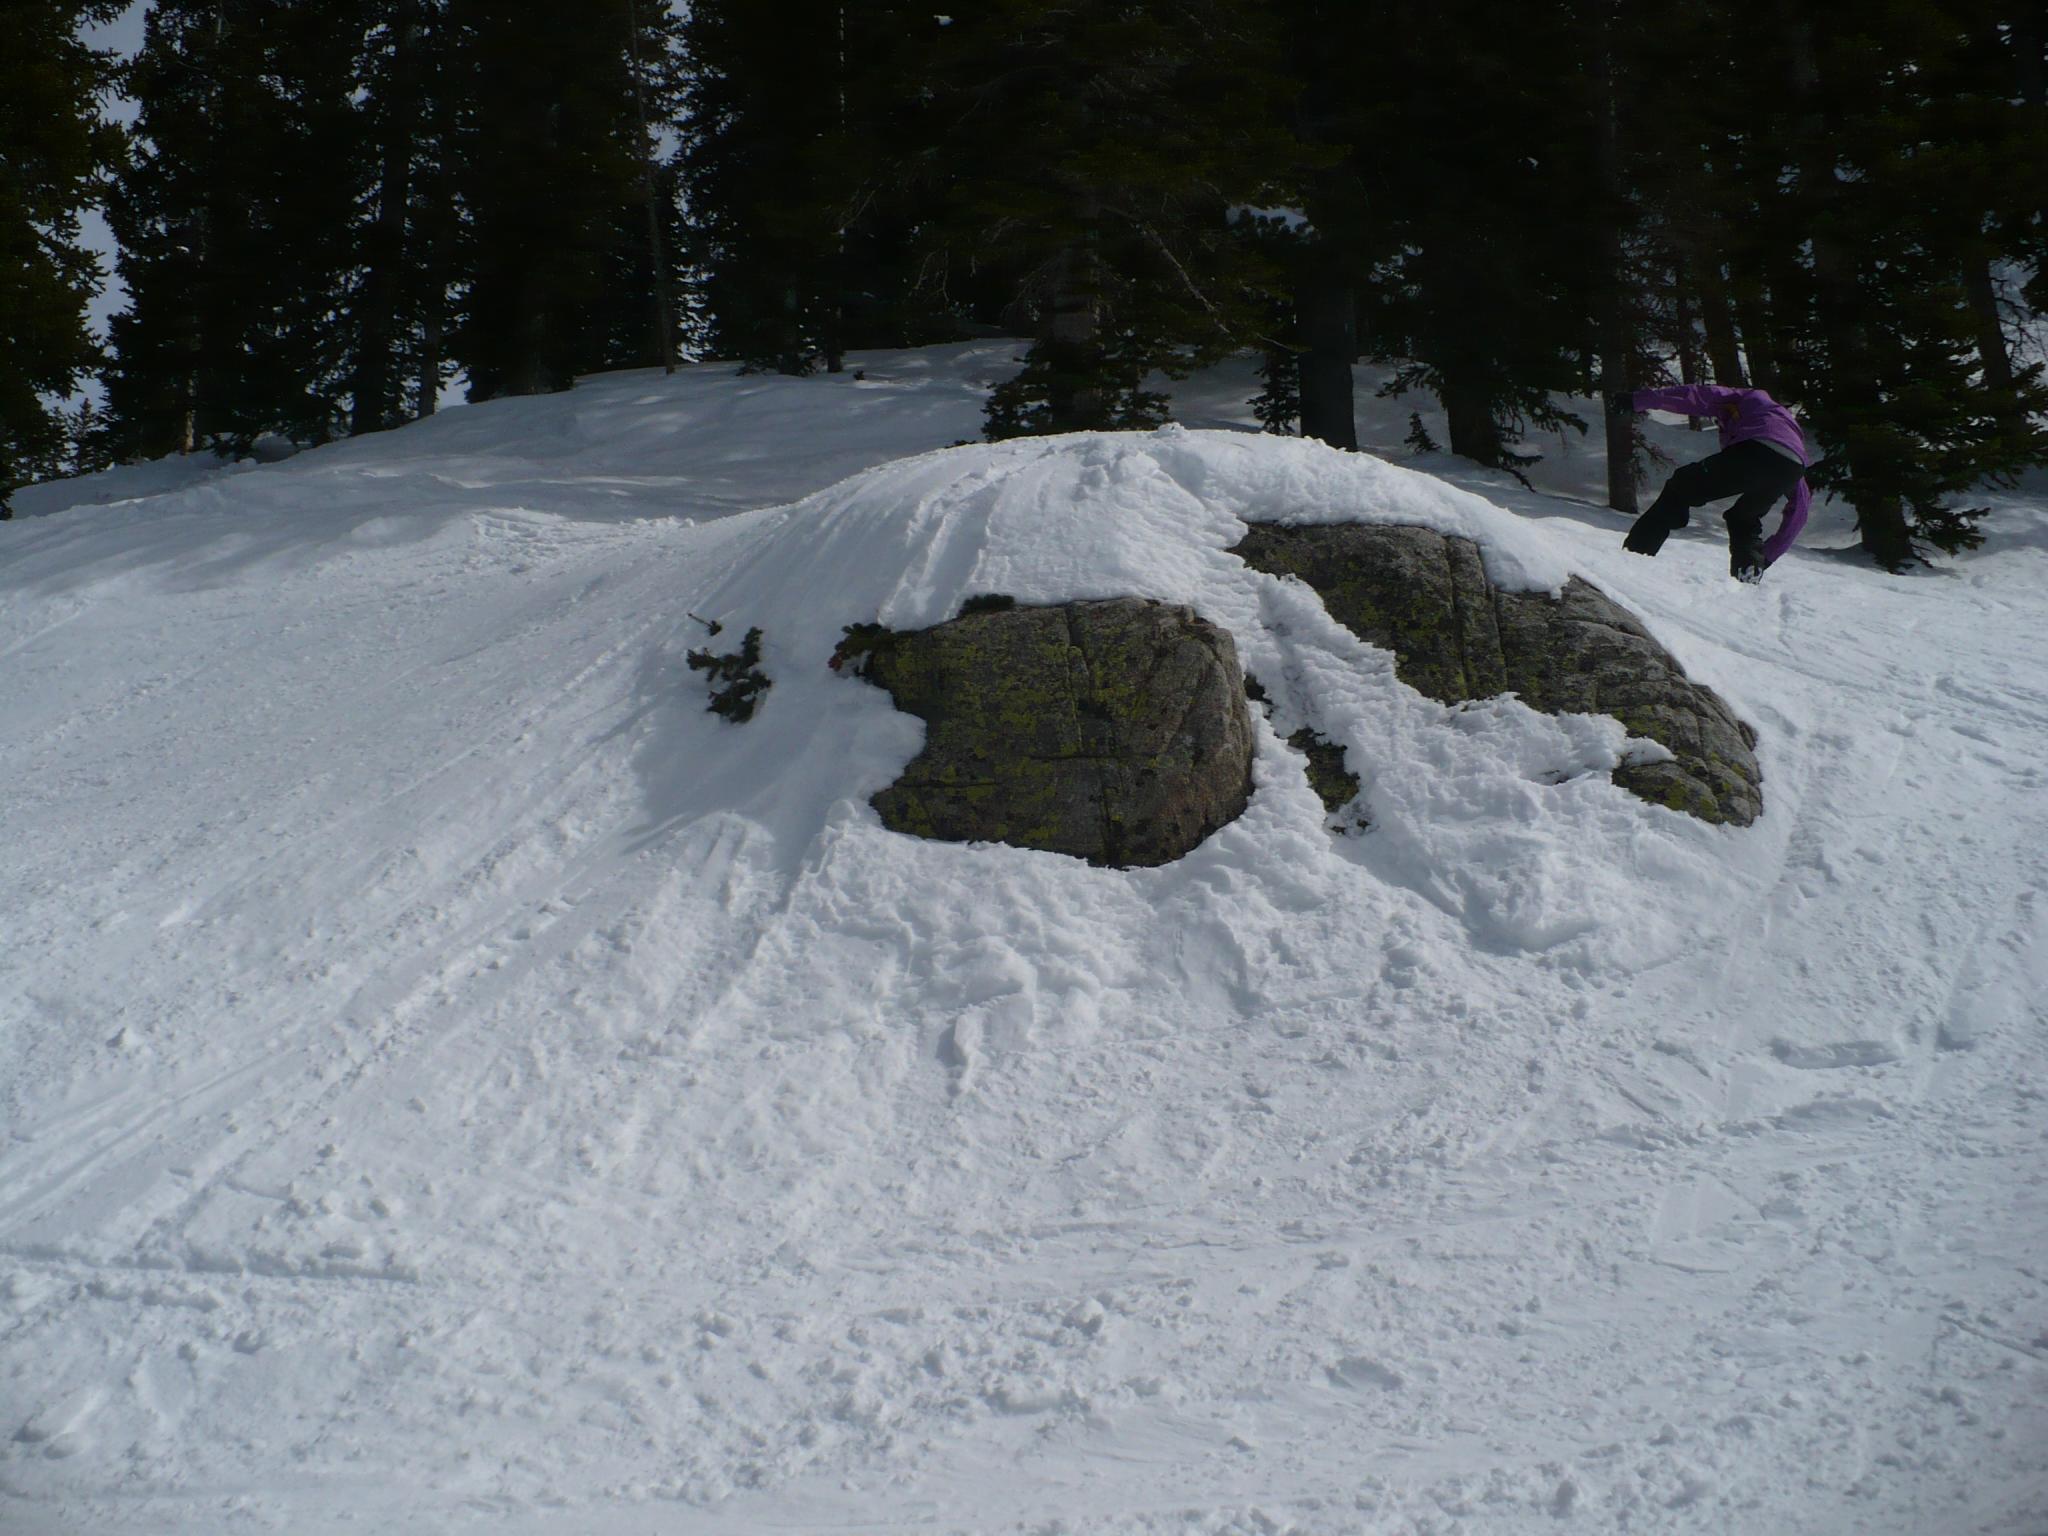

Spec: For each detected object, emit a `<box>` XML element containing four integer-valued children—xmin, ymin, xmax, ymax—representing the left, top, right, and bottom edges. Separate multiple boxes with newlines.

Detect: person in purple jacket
<box><xmin>1604</xmin><ymin>383</ymin><xmax>1811</xmax><ymax>583</ymax></box>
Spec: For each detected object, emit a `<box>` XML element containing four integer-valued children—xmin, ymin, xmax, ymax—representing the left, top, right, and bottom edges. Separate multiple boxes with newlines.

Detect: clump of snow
<box><xmin>2</xmin><ymin>346</ymin><xmax>2044</xmax><ymax>1535</ymax></box>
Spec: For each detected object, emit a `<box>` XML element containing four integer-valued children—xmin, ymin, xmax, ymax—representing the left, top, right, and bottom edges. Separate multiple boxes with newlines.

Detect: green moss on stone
<box><xmin>1287</xmin><ymin>727</ymin><xmax>1362</xmax><ymax>814</ymax></box>
<box><xmin>855</xmin><ymin>599</ymin><xmax>1253</xmax><ymax>865</ymax></box>
<box><xmin>1235</xmin><ymin>522</ymin><xmax>1762</xmax><ymax>827</ymax></box>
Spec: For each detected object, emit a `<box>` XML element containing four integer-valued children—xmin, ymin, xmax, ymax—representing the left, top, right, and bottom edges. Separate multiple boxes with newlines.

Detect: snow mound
<box><xmin>5</xmin><ymin>360</ymin><xmax>2045</xmax><ymax>1535</ymax></box>
<box><xmin>706</xmin><ymin>424</ymin><xmax>1574</xmax><ymax>653</ymax></box>
<box><xmin>685</xmin><ymin>425</ymin><xmax>1723</xmax><ymax>966</ymax></box>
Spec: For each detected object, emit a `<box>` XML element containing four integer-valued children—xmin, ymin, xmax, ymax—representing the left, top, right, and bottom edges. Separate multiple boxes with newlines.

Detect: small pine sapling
<box><xmin>828</xmin><ymin>621</ymin><xmax>895</xmax><ymax>678</ymax></box>
<box><xmin>687</xmin><ymin>626</ymin><xmax>771</xmax><ymax>722</ymax></box>
<box><xmin>1252</xmin><ymin>347</ymin><xmax>1302</xmax><ymax>436</ymax></box>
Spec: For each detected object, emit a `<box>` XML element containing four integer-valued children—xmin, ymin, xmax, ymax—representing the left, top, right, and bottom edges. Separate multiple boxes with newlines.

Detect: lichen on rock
<box><xmin>1245</xmin><ymin>675</ymin><xmax>1365</xmax><ymax>830</ymax></box>
<box><xmin>1287</xmin><ymin>726</ymin><xmax>1365</xmax><ymax>824</ymax></box>
<box><xmin>841</xmin><ymin>597</ymin><xmax>1255</xmax><ymax>867</ymax></box>
<box><xmin>1232</xmin><ymin>522</ymin><xmax>1763</xmax><ymax>825</ymax></box>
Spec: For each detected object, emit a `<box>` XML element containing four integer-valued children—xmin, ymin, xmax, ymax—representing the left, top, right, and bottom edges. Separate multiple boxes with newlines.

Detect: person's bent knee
<box><xmin>1664</xmin><ymin>459</ymin><xmax>1714</xmax><ymax>501</ymax></box>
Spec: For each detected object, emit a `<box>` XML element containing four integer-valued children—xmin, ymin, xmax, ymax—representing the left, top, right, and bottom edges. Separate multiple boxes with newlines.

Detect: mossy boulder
<box><xmin>1232</xmin><ymin>522</ymin><xmax>1763</xmax><ymax>825</ymax></box>
<box><xmin>841</xmin><ymin>597</ymin><xmax>1255</xmax><ymax>867</ymax></box>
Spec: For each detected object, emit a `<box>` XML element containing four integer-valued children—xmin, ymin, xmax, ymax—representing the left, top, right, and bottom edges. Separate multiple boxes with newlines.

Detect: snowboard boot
<box><xmin>1727</xmin><ymin>515</ymin><xmax>1767</xmax><ymax>584</ymax></box>
<box><xmin>1623</xmin><ymin>504</ymin><xmax>1686</xmax><ymax>557</ymax></box>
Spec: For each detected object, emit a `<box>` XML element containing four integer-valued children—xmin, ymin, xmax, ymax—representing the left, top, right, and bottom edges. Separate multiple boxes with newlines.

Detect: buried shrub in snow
<box><xmin>687</xmin><ymin>625</ymin><xmax>771</xmax><ymax>723</ymax></box>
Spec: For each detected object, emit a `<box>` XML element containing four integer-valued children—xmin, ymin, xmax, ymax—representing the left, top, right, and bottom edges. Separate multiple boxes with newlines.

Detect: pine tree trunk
<box><xmin>353</xmin><ymin>2</ymin><xmax>419</xmax><ymax>435</ymax></box>
<box><xmin>505</xmin><ymin>268</ymin><xmax>551</xmax><ymax>395</ymax></box>
<box><xmin>1730</xmin><ymin>279</ymin><xmax>1777</xmax><ymax>391</ymax></box>
<box><xmin>1782</xmin><ymin>6</ymin><xmax>1909</xmax><ymax>569</ymax></box>
<box><xmin>1601</xmin><ymin>381</ymin><xmax>1638</xmax><ymax>511</ymax></box>
<box><xmin>1295</xmin><ymin>271</ymin><xmax>1356</xmax><ymax>450</ymax></box>
<box><xmin>821</xmin><ymin>264</ymin><xmax>845</xmax><ymax>374</ymax></box>
<box><xmin>1962</xmin><ymin>252</ymin><xmax>2018</xmax><ymax>440</ymax></box>
<box><xmin>622</xmin><ymin>0</ymin><xmax>674</xmax><ymax>375</ymax></box>
<box><xmin>1440</xmin><ymin>373</ymin><xmax>1503</xmax><ymax>466</ymax></box>
<box><xmin>413</xmin><ymin>179</ymin><xmax>445</xmax><ymax>416</ymax></box>
<box><xmin>1045</xmin><ymin>236</ymin><xmax>1105</xmax><ymax>431</ymax></box>
<box><xmin>1591</xmin><ymin>10</ymin><xmax>1637</xmax><ymax>513</ymax></box>
<box><xmin>2013</xmin><ymin>11</ymin><xmax>2045</xmax><ymax>110</ymax></box>
<box><xmin>1672</xmin><ymin>283</ymin><xmax>1703</xmax><ymax>387</ymax></box>
<box><xmin>188</xmin><ymin>1</ymin><xmax>228</xmax><ymax>453</ymax></box>
<box><xmin>417</xmin><ymin>306</ymin><xmax>441</xmax><ymax>418</ymax></box>
<box><xmin>1694</xmin><ymin>257</ymin><xmax>1746</xmax><ymax>386</ymax></box>
<box><xmin>412</xmin><ymin>5</ymin><xmax>452</xmax><ymax>419</ymax></box>
<box><xmin>1599</xmin><ymin>352</ymin><xmax>1638</xmax><ymax>510</ymax></box>
<box><xmin>776</xmin><ymin>285</ymin><xmax>807</xmax><ymax>376</ymax></box>
<box><xmin>1857</xmin><ymin>490</ymin><xmax>1913</xmax><ymax>570</ymax></box>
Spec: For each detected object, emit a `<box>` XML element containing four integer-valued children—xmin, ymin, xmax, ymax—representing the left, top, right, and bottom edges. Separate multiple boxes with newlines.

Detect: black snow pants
<box><xmin>1623</xmin><ymin>439</ymin><xmax>1804</xmax><ymax>576</ymax></box>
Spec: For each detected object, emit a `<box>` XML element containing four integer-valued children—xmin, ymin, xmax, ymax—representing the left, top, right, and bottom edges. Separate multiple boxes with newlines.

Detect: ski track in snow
<box><xmin>2</xmin><ymin>345</ymin><xmax>2044</xmax><ymax>1535</ymax></box>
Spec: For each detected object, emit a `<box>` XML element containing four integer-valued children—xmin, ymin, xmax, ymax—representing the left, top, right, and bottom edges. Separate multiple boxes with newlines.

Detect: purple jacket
<box><xmin>1632</xmin><ymin>384</ymin><xmax>1812</xmax><ymax>565</ymax></box>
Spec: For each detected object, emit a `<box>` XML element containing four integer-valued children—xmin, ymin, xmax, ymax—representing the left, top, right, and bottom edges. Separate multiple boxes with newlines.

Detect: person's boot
<box><xmin>1727</xmin><ymin>516</ymin><xmax>1767</xmax><ymax>583</ymax></box>
<box><xmin>1623</xmin><ymin>504</ymin><xmax>1685</xmax><ymax>557</ymax></box>
<box><xmin>1720</xmin><ymin>520</ymin><xmax>1769</xmax><ymax>585</ymax></box>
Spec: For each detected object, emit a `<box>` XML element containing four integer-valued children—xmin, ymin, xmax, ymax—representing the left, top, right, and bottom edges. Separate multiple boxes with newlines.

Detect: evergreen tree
<box><xmin>350</xmin><ymin>0</ymin><xmax>459</xmax><ymax>433</ymax></box>
<box><xmin>257</xmin><ymin>0</ymin><xmax>367</xmax><ymax>438</ymax></box>
<box><xmin>63</xmin><ymin>396</ymin><xmax>116</xmax><ymax>477</ymax></box>
<box><xmin>595</xmin><ymin>158</ymin><xmax>691</xmax><ymax>373</ymax></box>
<box><xmin>918</xmin><ymin>0</ymin><xmax>1305</xmax><ymax>439</ymax></box>
<box><xmin>610</xmin><ymin>0</ymin><xmax>686</xmax><ymax>373</ymax></box>
<box><xmin>1623</xmin><ymin>15</ymin><xmax>1756</xmax><ymax>389</ymax></box>
<box><xmin>1921</xmin><ymin>10</ymin><xmax>2048</xmax><ymax>459</ymax></box>
<box><xmin>0</xmin><ymin>0</ymin><xmax>123</xmax><ymax>515</ymax></box>
<box><xmin>681</xmin><ymin>2</ymin><xmax>940</xmax><ymax>374</ymax></box>
<box><xmin>1762</xmin><ymin>2</ymin><xmax>2047</xmax><ymax>568</ymax></box>
<box><xmin>451</xmin><ymin>0</ymin><xmax>679</xmax><ymax>399</ymax></box>
<box><xmin>1588</xmin><ymin>0</ymin><xmax>1644</xmax><ymax>513</ymax></box>
<box><xmin>2007</xmin><ymin>11</ymin><xmax>2048</xmax><ymax>317</ymax></box>
<box><xmin>1256</xmin><ymin>0</ymin><xmax>1388</xmax><ymax>452</ymax></box>
<box><xmin>1577</xmin><ymin>4</ymin><xmax>1741</xmax><ymax>507</ymax></box>
<box><xmin>59</xmin><ymin>0</ymin><xmax>2040</xmax><ymax>579</ymax></box>
<box><xmin>833</xmin><ymin>11</ymin><xmax>974</xmax><ymax>354</ymax></box>
<box><xmin>683</xmin><ymin>0</ymin><xmax>844</xmax><ymax>374</ymax></box>
<box><xmin>105</xmin><ymin>0</ymin><xmax>366</xmax><ymax>458</ymax></box>
<box><xmin>1362</xmin><ymin>2</ymin><xmax>1603</xmax><ymax>474</ymax></box>
<box><xmin>1570</xmin><ymin>2</ymin><xmax>2048</xmax><ymax>566</ymax></box>
<box><xmin>100</xmin><ymin>2</ymin><xmax>214</xmax><ymax>461</ymax></box>
<box><xmin>1250</xmin><ymin>327</ymin><xmax>1301</xmax><ymax>436</ymax></box>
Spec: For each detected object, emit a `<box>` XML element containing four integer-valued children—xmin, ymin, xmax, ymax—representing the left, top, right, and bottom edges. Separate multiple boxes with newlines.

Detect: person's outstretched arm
<box><xmin>1762</xmin><ymin>479</ymin><xmax>1811</xmax><ymax>567</ymax></box>
<box><xmin>1630</xmin><ymin>383</ymin><xmax>1744</xmax><ymax>418</ymax></box>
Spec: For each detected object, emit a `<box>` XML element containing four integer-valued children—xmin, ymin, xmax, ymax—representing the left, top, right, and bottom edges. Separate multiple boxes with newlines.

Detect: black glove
<box><xmin>1604</xmin><ymin>390</ymin><xmax>1633</xmax><ymax>417</ymax></box>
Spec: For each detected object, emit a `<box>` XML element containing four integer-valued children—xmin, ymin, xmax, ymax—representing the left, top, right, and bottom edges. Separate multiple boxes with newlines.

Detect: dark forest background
<box><xmin>4</xmin><ymin>1</ymin><xmax>2045</xmax><ymax>568</ymax></box>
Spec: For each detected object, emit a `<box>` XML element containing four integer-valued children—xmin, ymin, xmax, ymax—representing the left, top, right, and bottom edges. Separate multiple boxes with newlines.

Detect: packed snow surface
<box><xmin>3</xmin><ymin>345</ymin><xmax>2045</xmax><ymax>1535</ymax></box>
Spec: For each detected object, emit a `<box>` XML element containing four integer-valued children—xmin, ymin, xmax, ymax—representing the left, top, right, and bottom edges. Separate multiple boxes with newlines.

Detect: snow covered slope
<box><xmin>3</xmin><ymin>347</ymin><xmax>2045</xmax><ymax>1535</ymax></box>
